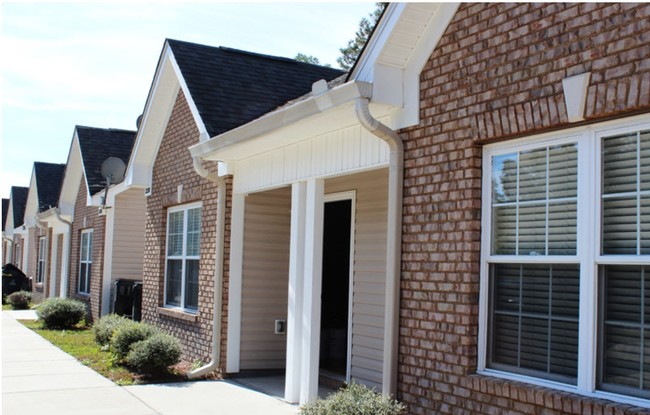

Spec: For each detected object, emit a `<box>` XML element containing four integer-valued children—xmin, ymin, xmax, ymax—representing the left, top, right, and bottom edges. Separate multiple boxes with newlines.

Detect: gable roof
<box><xmin>2</xmin><ymin>199</ymin><xmax>8</xmax><ymax>231</ymax></box>
<box><xmin>9</xmin><ymin>186</ymin><xmax>28</xmax><ymax>228</ymax></box>
<box><xmin>76</xmin><ymin>126</ymin><xmax>137</xmax><ymax>195</ymax></box>
<box><xmin>167</xmin><ymin>39</ymin><xmax>346</xmax><ymax>137</ymax></box>
<box><xmin>33</xmin><ymin>162</ymin><xmax>66</xmax><ymax>212</ymax></box>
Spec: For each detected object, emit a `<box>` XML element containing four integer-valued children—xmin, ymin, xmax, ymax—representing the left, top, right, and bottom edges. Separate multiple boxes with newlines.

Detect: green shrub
<box><xmin>111</xmin><ymin>321</ymin><xmax>160</xmax><ymax>359</ymax></box>
<box><xmin>126</xmin><ymin>333</ymin><xmax>181</xmax><ymax>372</ymax></box>
<box><xmin>37</xmin><ymin>298</ymin><xmax>86</xmax><ymax>328</ymax></box>
<box><xmin>92</xmin><ymin>314</ymin><xmax>131</xmax><ymax>346</ymax></box>
<box><xmin>300</xmin><ymin>382</ymin><xmax>405</xmax><ymax>415</ymax></box>
<box><xmin>7</xmin><ymin>290</ymin><xmax>31</xmax><ymax>310</ymax></box>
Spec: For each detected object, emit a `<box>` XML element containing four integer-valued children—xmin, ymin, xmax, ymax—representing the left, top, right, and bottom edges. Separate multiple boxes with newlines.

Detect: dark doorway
<box><xmin>320</xmin><ymin>198</ymin><xmax>352</xmax><ymax>379</ymax></box>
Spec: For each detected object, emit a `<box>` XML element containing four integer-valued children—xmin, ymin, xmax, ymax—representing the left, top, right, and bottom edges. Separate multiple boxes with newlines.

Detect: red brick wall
<box><xmin>142</xmin><ymin>90</ymin><xmax>231</xmax><ymax>366</ymax></box>
<box><xmin>69</xmin><ymin>177</ymin><xmax>106</xmax><ymax>322</ymax></box>
<box><xmin>399</xmin><ymin>3</ymin><xmax>650</xmax><ymax>414</ymax></box>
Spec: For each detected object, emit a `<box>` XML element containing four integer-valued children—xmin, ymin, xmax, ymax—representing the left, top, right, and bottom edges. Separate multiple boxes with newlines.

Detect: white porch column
<box><xmin>101</xmin><ymin>206</ymin><xmax>116</xmax><ymax>316</ymax></box>
<box><xmin>50</xmin><ymin>235</ymin><xmax>58</xmax><ymax>298</ymax></box>
<box><xmin>299</xmin><ymin>178</ymin><xmax>324</xmax><ymax>405</ymax></box>
<box><xmin>285</xmin><ymin>181</ymin><xmax>307</xmax><ymax>403</ymax></box>
<box><xmin>226</xmin><ymin>192</ymin><xmax>246</xmax><ymax>373</ymax></box>
<box><xmin>60</xmin><ymin>230</ymin><xmax>70</xmax><ymax>297</ymax></box>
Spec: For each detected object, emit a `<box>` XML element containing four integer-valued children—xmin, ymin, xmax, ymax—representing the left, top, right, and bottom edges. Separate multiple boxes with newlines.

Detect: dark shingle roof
<box><xmin>2</xmin><ymin>199</ymin><xmax>8</xmax><ymax>231</ymax></box>
<box><xmin>10</xmin><ymin>186</ymin><xmax>28</xmax><ymax>228</ymax></box>
<box><xmin>34</xmin><ymin>162</ymin><xmax>66</xmax><ymax>212</ymax></box>
<box><xmin>167</xmin><ymin>39</ymin><xmax>346</xmax><ymax>137</ymax></box>
<box><xmin>76</xmin><ymin>126</ymin><xmax>137</xmax><ymax>194</ymax></box>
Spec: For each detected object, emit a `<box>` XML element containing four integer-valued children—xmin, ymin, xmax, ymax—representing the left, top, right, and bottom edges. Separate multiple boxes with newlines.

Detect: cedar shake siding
<box><xmin>69</xmin><ymin>177</ymin><xmax>106</xmax><ymax>322</ymax></box>
<box><xmin>398</xmin><ymin>3</ymin><xmax>650</xmax><ymax>415</ymax></box>
<box><xmin>142</xmin><ymin>90</ymin><xmax>231</xmax><ymax>365</ymax></box>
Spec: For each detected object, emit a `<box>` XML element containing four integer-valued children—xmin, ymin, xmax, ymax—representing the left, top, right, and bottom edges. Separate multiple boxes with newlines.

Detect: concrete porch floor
<box><xmin>229</xmin><ymin>373</ymin><xmax>338</xmax><ymax>401</ymax></box>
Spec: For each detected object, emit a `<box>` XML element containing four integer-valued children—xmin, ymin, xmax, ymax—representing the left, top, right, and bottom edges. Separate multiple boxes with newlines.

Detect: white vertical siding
<box><xmin>325</xmin><ymin>168</ymin><xmax>388</xmax><ymax>390</ymax></box>
<box><xmin>234</xmin><ymin>125</ymin><xmax>390</xmax><ymax>194</ymax></box>
<box><xmin>240</xmin><ymin>187</ymin><xmax>291</xmax><ymax>370</ymax></box>
<box><xmin>111</xmin><ymin>188</ymin><xmax>146</xmax><ymax>281</ymax></box>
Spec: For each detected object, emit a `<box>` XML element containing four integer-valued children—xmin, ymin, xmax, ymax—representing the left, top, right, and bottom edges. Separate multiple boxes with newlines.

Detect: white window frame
<box><xmin>14</xmin><ymin>243</ymin><xmax>21</xmax><ymax>269</ymax></box>
<box><xmin>78</xmin><ymin>229</ymin><xmax>93</xmax><ymax>295</ymax></box>
<box><xmin>37</xmin><ymin>236</ymin><xmax>47</xmax><ymax>284</ymax></box>
<box><xmin>163</xmin><ymin>201</ymin><xmax>202</xmax><ymax>312</ymax></box>
<box><xmin>479</xmin><ymin>114</ymin><xmax>650</xmax><ymax>409</ymax></box>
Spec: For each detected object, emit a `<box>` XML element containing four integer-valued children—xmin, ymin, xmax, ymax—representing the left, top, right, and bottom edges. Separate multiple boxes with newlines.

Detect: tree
<box><xmin>337</xmin><ymin>3</ymin><xmax>385</xmax><ymax>70</ymax></box>
<box><xmin>294</xmin><ymin>53</ymin><xmax>329</xmax><ymax>67</ymax></box>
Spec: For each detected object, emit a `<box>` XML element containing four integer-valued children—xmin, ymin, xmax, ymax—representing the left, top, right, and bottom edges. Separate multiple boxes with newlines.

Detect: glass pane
<box><xmin>549</xmin><ymin>143</ymin><xmax>578</xmax><ymax>199</ymax></box>
<box><xmin>167</xmin><ymin>211</ymin><xmax>184</xmax><ymax>256</ymax></box>
<box><xmin>79</xmin><ymin>263</ymin><xmax>87</xmax><ymax>293</ymax></box>
<box><xmin>518</xmin><ymin>203</ymin><xmax>546</xmax><ymax>256</ymax></box>
<box><xmin>492</xmin><ymin>314</ymin><xmax>519</xmax><ymax>366</ymax></box>
<box><xmin>606</xmin><ymin>265</ymin><xmax>641</xmax><ymax>323</ymax></box>
<box><xmin>493</xmin><ymin>264</ymin><xmax>520</xmax><ymax>312</ymax></box>
<box><xmin>87</xmin><ymin>232</ymin><xmax>93</xmax><ymax>261</ymax></box>
<box><xmin>603</xmin><ymin>325</ymin><xmax>641</xmax><ymax>388</ymax></box>
<box><xmin>492</xmin><ymin>206</ymin><xmax>516</xmax><ymax>255</ymax></box>
<box><xmin>641</xmin><ymin>131</ymin><xmax>650</xmax><ymax>192</ymax></box>
<box><xmin>184</xmin><ymin>259</ymin><xmax>199</xmax><ymax>310</ymax></box>
<box><xmin>165</xmin><ymin>259</ymin><xmax>182</xmax><ymax>307</ymax></box>
<box><xmin>492</xmin><ymin>153</ymin><xmax>518</xmax><ymax>203</ymax></box>
<box><xmin>186</xmin><ymin>208</ymin><xmax>201</xmax><ymax>257</ymax></box>
<box><xmin>603</xmin><ymin>132</ymin><xmax>638</xmax><ymax>195</ymax></box>
<box><xmin>519</xmin><ymin>148</ymin><xmax>547</xmax><ymax>202</ymax></box>
<box><xmin>520</xmin><ymin>316</ymin><xmax>549</xmax><ymax>372</ymax></box>
<box><xmin>551</xmin><ymin>264</ymin><xmax>580</xmax><ymax>318</ymax></box>
<box><xmin>602</xmin><ymin>196</ymin><xmax>638</xmax><ymax>255</ymax></box>
<box><xmin>521</xmin><ymin>265</ymin><xmax>549</xmax><ymax>315</ymax></box>
<box><xmin>642</xmin><ymin>195</ymin><xmax>650</xmax><ymax>255</ymax></box>
<box><xmin>550</xmin><ymin>320</ymin><xmax>579</xmax><ymax>377</ymax></box>
<box><xmin>548</xmin><ymin>201</ymin><xmax>577</xmax><ymax>255</ymax></box>
<box><xmin>81</xmin><ymin>233</ymin><xmax>88</xmax><ymax>261</ymax></box>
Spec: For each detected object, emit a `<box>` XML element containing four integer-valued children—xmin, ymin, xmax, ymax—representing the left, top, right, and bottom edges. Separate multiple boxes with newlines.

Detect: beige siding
<box><xmin>240</xmin><ymin>187</ymin><xmax>291</xmax><ymax>370</ymax></box>
<box><xmin>326</xmin><ymin>168</ymin><xmax>388</xmax><ymax>390</ymax></box>
<box><xmin>111</xmin><ymin>188</ymin><xmax>146</xmax><ymax>281</ymax></box>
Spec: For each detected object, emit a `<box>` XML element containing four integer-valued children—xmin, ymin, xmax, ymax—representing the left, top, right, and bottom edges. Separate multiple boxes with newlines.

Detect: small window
<box><xmin>37</xmin><ymin>237</ymin><xmax>47</xmax><ymax>284</ymax></box>
<box><xmin>165</xmin><ymin>203</ymin><xmax>201</xmax><ymax>311</ymax></box>
<box><xmin>78</xmin><ymin>229</ymin><xmax>93</xmax><ymax>295</ymax></box>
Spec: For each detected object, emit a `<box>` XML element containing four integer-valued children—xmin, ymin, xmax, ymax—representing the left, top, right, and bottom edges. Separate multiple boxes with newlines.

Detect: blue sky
<box><xmin>0</xmin><ymin>2</ymin><xmax>376</xmax><ymax>199</ymax></box>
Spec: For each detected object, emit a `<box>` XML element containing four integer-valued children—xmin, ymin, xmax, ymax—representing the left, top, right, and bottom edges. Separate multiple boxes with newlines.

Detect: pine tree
<box><xmin>337</xmin><ymin>3</ymin><xmax>385</xmax><ymax>70</ymax></box>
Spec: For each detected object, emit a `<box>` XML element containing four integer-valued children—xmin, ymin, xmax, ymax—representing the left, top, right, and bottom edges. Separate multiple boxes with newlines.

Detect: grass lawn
<box><xmin>19</xmin><ymin>321</ymin><xmax>188</xmax><ymax>385</ymax></box>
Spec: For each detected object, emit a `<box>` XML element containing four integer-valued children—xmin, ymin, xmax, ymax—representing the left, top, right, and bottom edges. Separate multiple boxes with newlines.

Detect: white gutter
<box><xmin>187</xmin><ymin>155</ymin><xmax>225</xmax><ymax>379</ymax></box>
<box><xmin>355</xmin><ymin>97</ymin><xmax>403</xmax><ymax>396</ymax></box>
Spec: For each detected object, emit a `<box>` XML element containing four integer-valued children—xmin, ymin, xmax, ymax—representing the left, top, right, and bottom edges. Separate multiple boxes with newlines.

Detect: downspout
<box><xmin>53</xmin><ymin>209</ymin><xmax>73</xmax><ymax>297</ymax></box>
<box><xmin>187</xmin><ymin>156</ymin><xmax>226</xmax><ymax>379</ymax></box>
<box><xmin>355</xmin><ymin>98</ymin><xmax>403</xmax><ymax>396</ymax></box>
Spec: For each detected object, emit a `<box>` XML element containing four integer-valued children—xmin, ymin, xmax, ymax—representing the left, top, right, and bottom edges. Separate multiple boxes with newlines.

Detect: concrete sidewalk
<box><xmin>2</xmin><ymin>311</ymin><xmax>299</xmax><ymax>415</ymax></box>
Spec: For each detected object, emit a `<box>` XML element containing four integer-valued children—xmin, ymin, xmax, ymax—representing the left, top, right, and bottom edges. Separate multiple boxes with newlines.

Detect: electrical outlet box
<box><xmin>275</xmin><ymin>319</ymin><xmax>286</xmax><ymax>335</ymax></box>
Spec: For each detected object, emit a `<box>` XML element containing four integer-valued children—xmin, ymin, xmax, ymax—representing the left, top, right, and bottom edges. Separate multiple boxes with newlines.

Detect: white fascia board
<box><xmin>351</xmin><ymin>3</ymin><xmax>407</xmax><ymax>82</ymax></box>
<box><xmin>23</xmin><ymin>169</ymin><xmax>39</xmax><ymax>228</ymax></box>
<box><xmin>167</xmin><ymin>49</ymin><xmax>208</xmax><ymax>141</ymax></box>
<box><xmin>5</xmin><ymin>200</ymin><xmax>15</xmax><ymax>233</ymax></box>
<box><xmin>189</xmin><ymin>81</ymin><xmax>373</xmax><ymax>160</ymax></box>
<box><xmin>58</xmin><ymin>133</ymin><xmax>84</xmax><ymax>217</ymax></box>
<box><xmin>124</xmin><ymin>44</ymin><xmax>183</xmax><ymax>190</ymax></box>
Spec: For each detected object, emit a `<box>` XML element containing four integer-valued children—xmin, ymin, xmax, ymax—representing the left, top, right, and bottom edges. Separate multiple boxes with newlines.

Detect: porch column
<box><xmin>226</xmin><ymin>192</ymin><xmax>246</xmax><ymax>373</ymax></box>
<box><xmin>60</xmin><ymin>230</ymin><xmax>70</xmax><ymax>297</ymax></box>
<box><xmin>300</xmin><ymin>178</ymin><xmax>324</xmax><ymax>405</ymax></box>
<box><xmin>285</xmin><ymin>182</ymin><xmax>307</xmax><ymax>403</ymax></box>
<box><xmin>101</xmin><ymin>206</ymin><xmax>116</xmax><ymax>316</ymax></box>
<box><xmin>50</xmin><ymin>235</ymin><xmax>58</xmax><ymax>298</ymax></box>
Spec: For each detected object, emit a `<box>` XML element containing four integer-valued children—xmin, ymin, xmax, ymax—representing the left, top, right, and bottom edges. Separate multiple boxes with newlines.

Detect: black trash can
<box><xmin>132</xmin><ymin>282</ymin><xmax>142</xmax><ymax>322</ymax></box>
<box><xmin>113</xmin><ymin>279</ymin><xmax>135</xmax><ymax>319</ymax></box>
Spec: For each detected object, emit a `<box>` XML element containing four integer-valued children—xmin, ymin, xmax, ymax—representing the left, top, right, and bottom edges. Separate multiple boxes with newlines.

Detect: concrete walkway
<box><xmin>2</xmin><ymin>311</ymin><xmax>299</xmax><ymax>415</ymax></box>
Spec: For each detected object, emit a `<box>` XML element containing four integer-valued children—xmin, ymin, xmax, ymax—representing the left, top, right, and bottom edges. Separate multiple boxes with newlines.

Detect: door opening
<box><xmin>320</xmin><ymin>197</ymin><xmax>353</xmax><ymax>382</ymax></box>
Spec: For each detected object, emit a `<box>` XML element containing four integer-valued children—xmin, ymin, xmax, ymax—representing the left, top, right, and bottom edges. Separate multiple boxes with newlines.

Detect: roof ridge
<box><xmin>76</xmin><ymin>125</ymin><xmax>136</xmax><ymax>134</ymax></box>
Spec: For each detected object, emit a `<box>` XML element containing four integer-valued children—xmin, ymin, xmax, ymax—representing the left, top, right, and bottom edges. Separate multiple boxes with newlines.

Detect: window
<box><xmin>37</xmin><ymin>237</ymin><xmax>47</xmax><ymax>284</ymax></box>
<box><xmin>165</xmin><ymin>203</ymin><xmax>201</xmax><ymax>311</ymax></box>
<box><xmin>78</xmin><ymin>229</ymin><xmax>92</xmax><ymax>294</ymax></box>
<box><xmin>480</xmin><ymin>116</ymin><xmax>650</xmax><ymax>405</ymax></box>
<box><xmin>14</xmin><ymin>243</ymin><xmax>21</xmax><ymax>268</ymax></box>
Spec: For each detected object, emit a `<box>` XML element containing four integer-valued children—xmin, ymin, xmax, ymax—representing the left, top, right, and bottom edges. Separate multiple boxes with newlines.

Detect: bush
<box><xmin>93</xmin><ymin>314</ymin><xmax>131</xmax><ymax>346</ymax></box>
<box><xmin>7</xmin><ymin>290</ymin><xmax>31</xmax><ymax>310</ymax></box>
<box><xmin>300</xmin><ymin>382</ymin><xmax>405</xmax><ymax>415</ymax></box>
<box><xmin>37</xmin><ymin>298</ymin><xmax>86</xmax><ymax>329</ymax></box>
<box><xmin>111</xmin><ymin>321</ymin><xmax>160</xmax><ymax>359</ymax></box>
<box><xmin>126</xmin><ymin>333</ymin><xmax>181</xmax><ymax>372</ymax></box>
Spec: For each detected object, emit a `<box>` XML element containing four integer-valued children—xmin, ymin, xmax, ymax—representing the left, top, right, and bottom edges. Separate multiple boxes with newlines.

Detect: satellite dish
<box><xmin>101</xmin><ymin>157</ymin><xmax>126</xmax><ymax>184</ymax></box>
